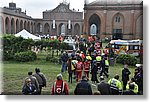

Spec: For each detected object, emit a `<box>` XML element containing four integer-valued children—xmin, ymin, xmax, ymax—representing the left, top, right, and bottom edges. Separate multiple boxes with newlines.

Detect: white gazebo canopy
<box><xmin>15</xmin><ymin>29</ymin><xmax>41</xmax><ymax>41</ymax></box>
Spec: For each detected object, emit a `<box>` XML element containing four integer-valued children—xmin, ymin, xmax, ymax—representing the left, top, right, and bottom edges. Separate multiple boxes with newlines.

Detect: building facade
<box><xmin>36</xmin><ymin>2</ymin><xmax>83</xmax><ymax>36</ymax></box>
<box><xmin>0</xmin><ymin>2</ymin><xmax>35</xmax><ymax>35</ymax></box>
<box><xmin>0</xmin><ymin>0</ymin><xmax>143</xmax><ymax>40</ymax></box>
<box><xmin>0</xmin><ymin>2</ymin><xmax>83</xmax><ymax>36</ymax></box>
<box><xmin>83</xmin><ymin>0</ymin><xmax>143</xmax><ymax>40</ymax></box>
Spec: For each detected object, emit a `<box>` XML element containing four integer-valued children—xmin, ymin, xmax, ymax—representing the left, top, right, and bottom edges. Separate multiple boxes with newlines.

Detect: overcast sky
<box><xmin>0</xmin><ymin>0</ymin><xmax>95</xmax><ymax>18</ymax></box>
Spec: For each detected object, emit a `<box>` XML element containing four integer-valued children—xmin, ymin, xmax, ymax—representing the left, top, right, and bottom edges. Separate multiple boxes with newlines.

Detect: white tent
<box><xmin>15</xmin><ymin>29</ymin><xmax>41</xmax><ymax>41</ymax></box>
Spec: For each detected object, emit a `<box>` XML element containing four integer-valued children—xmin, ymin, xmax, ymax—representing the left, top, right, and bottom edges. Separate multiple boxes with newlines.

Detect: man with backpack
<box><xmin>33</xmin><ymin>68</ymin><xmax>46</xmax><ymax>95</ymax></box>
<box><xmin>51</xmin><ymin>74</ymin><xmax>69</xmax><ymax>95</ymax></box>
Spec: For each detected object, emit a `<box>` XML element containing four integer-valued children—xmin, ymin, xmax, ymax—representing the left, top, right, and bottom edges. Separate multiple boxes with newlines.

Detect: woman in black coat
<box><xmin>91</xmin><ymin>60</ymin><xmax>99</xmax><ymax>83</ymax></box>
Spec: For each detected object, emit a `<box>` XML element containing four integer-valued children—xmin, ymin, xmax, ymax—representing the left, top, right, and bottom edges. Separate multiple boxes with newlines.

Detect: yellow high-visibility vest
<box><xmin>108</xmin><ymin>78</ymin><xmax>122</xmax><ymax>91</ymax></box>
<box><xmin>105</xmin><ymin>60</ymin><xmax>109</xmax><ymax>66</ymax></box>
<box><xmin>86</xmin><ymin>56</ymin><xmax>92</xmax><ymax>61</ymax></box>
<box><xmin>126</xmin><ymin>82</ymin><xmax>138</xmax><ymax>93</ymax></box>
<box><xmin>96</xmin><ymin>56</ymin><xmax>101</xmax><ymax>61</ymax></box>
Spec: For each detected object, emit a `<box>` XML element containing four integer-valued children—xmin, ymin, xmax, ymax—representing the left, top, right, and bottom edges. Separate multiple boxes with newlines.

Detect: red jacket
<box><xmin>76</xmin><ymin>61</ymin><xmax>83</xmax><ymax>72</ymax></box>
<box><xmin>52</xmin><ymin>80</ymin><xmax>69</xmax><ymax>95</ymax></box>
<box><xmin>84</xmin><ymin>61</ymin><xmax>90</xmax><ymax>72</ymax></box>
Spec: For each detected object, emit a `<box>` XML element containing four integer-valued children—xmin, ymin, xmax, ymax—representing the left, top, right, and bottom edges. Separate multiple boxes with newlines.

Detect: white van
<box><xmin>63</xmin><ymin>39</ymin><xmax>76</xmax><ymax>57</ymax></box>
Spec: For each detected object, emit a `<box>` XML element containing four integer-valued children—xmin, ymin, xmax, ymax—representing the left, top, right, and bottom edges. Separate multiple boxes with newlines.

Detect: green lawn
<box><xmin>2</xmin><ymin>51</ymin><xmax>135</xmax><ymax>95</ymax></box>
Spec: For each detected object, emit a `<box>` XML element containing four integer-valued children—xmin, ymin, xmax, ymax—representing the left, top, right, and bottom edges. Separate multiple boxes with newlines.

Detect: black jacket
<box><xmin>22</xmin><ymin>84</ymin><xmax>38</xmax><ymax>95</ymax></box>
<box><xmin>97</xmin><ymin>81</ymin><xmax>111</xmax><ymax>95</ymax></box>
<box><xmin>74</xmin><ymin>80</ymin><xmax>92</xmax><ymax>95</ymax></box>
<box><xmin>122</xmin><ymin>68</ymin><xmax>131</xmax><ymax>82</ymax></box>
<box><xmin>61</xmin><ymin>54</ymin><xmax>68</xmax><ymax>62</ymax></box>
<box><xmin>122</xmin><ymin>90</ymin><xmax>137</xmax><ymax>95</ymax></box>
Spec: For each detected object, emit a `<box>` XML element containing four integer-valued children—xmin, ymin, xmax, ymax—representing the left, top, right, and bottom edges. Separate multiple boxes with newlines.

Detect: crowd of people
<box><xmin>22</xmin><ymin>36</ymin><xmax>143</xmax><ymax>95</ymax></box>
<box><xmin>22</xmin><ymin>65</ymin><xmax>143</xmax><ymax>95</ymax></box>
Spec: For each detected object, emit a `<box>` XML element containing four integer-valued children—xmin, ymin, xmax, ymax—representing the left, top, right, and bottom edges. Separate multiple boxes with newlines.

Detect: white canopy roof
<box><xmin>15</xmin><ymin>29</ymin><xmax>41</xmax><ymax>41</ymax></box>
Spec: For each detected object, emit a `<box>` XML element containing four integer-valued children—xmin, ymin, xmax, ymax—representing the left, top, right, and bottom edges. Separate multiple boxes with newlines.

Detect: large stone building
<box><xmin>36</xmin><ymin>2</ymin><xmax>83</xmax><ymax>36</ymax></box>
<box><xmin>0</xmin><ymin>0</ymin><xmax>143</xmax><ymax>40</ymax></box>
<box><xmin>0</xmin><ymin>2</ymin><xmax>83</xmax><ymax>36</ymax></box>
<box><xmin>83</xmin><ymin>0</ymin><xmax>143</xmax><ymax>40</ymax></box>
<box><xmin>0</xmin><ymin>2</ymin><xmax>35</xmax><ymax>34</ymax></box>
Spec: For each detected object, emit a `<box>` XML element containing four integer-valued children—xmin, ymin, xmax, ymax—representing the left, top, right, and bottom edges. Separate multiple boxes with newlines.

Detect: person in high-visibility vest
<box><xmin>96</xmin><ymin>54</ymin><xmax>101</xmax><ymax>70</ymax></box>
<box><xmin>86</xmin><ymin>54</ymin><xmax>92</xmax><ymax>61</ymax></box>
<box><xmin>71</xmin><ymin>57</ymin><xmax>78</xmax><ymax>80</ymax></box>
<box><xmin>105</xmin><ymin>57</ymin><xmax>109</xmax><ymax>74</ymax></box>
<box><xmin>108</xmin><ymin>74</ymin><xmax>122</xmax><ymax>95</ymax></box>
<box><xmin>100</xmin><ymin>57</ymin><xmax>109</xmax><ymax>78</ymax></box>
<box><xmin>126</xmin><ymin>78</ymin><xmax>138</xmax><ymax>94</ymax></box>
<box><xmin>122</xmin><ymin>83</ymin><xmax>137</xmax><ymax>95</ymax></box>
<box><xmin>96</xmin><ymin>54</ymin><xmax>102</xmax><ymax>61</ymax></box>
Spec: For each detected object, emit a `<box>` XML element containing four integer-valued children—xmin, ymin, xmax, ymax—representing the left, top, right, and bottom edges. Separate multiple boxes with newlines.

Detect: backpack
<box><xmin>54</xmin><ymin>81</ymin><xmax>65</xmax><ymax>95</ymax></box>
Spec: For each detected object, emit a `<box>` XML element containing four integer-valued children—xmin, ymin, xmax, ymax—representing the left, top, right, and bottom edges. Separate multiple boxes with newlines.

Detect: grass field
<box><xmin>2</xmin><ymin>51</ymin><xmax>136</xmax><ymax>95</ymax></box>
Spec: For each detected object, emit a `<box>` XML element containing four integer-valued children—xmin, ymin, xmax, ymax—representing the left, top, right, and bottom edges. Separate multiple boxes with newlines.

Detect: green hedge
<box><xmin>14</xmin><ymin>51</ymin><xmax>37</xmax><ymax>62</ymax></box>
<box><xmin>116</xmin><ymin>54</ymin><xmax>138</xmax><ymax>66</ymax></box>
<box><xmin>3</xmin><ymin>51</ymin><xmax>14</xmax><ymax>61</ymax></box>
<box><xmin>46</xmin><ymin>54</ymin><xmax>60</xmax><ymax>64</ymax></box>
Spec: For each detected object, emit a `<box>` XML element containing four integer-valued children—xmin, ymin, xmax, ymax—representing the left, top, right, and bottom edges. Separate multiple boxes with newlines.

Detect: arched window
<box><xmin>16</xmin><ymin>19</ymin><xmax>19</xmax><ymax>33</ymax></box>
<box><xmin>112</xmin><ymin>13</ymin><xmax>124</xmax><ymax>40</ymax></box>
<box><xmin>40</xmin><ymin>24</ymin><xmax>42</xmax><ymax>32</ymax></box>
<box><xmin>90</xmin><ymin>24</ymin><xmax>97</xmax><ymax>35</ymax></box>
<box><xmin>0</xmin><ymin>16</ymin><xmax>4</xmax><ymax>33</ymax></box>
<box><xmin>5</xmin><ymin>17</ymin><xmax>10</xmax><ymax>34</ymax></box>
<box><xmin>74</xmin><ymin>23</ymin><xmax>80</xmax><ymax>35</ymax></box>
<box><xmin>20</xmin><ymin>20</ymin><xmax>23</xmax><ymax>31</ymax></box>
<box><xmin>44</xmin><ymin>23</ymin><xmax>50</xmax><ymax>34</ymax></box>
<box><xmin>11</xmin><ymin>18</ymin><xmax>15</xmax><ymax>34</ymax></box>
<box><xmin>61</xmin><ymin>24</ymin><xmax>65</xmax><ymax>35</ymax></box>
<box><xmin>37</xmin><ymin>23</ymin><xmax>42</xmax><ymax>33</ymax></box>
<box><xmin>89</xmin><ymin>14</ymin><xmax>101</xmax><ymax>35</ymax></box>
<box><xmin>115</xmin><ymin>16</ymin><xmax>120</xmax><ymax>23</ymax></box>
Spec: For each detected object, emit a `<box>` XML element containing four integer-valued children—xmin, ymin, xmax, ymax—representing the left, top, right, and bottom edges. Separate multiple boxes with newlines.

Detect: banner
<box><xmin>68</xmin><ymin>20</ymin><xmax>71</xmax><ymax>29</ymax></box>
<box><xmin>53</xmin><ymin>20</ymin><xmax>55</xmax><ymax>29</ymax></box>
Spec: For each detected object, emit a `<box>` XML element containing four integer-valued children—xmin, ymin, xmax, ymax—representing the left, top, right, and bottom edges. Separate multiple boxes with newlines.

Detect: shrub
<box><xmin>46</xmin><ymin>54</ymin><xmax>60</xmax><ymax>64</ymax></box>
<box><xmin>116</xmin><ymin>54</ymin><xmax>138</xmax><ymax>66</ymax></box>
<box><xmin>14</xmin><ymin>51</ymin><xmax>37</xmax><ymax>62</ymax></box>
<box><xmin>3</xmin><ymin>51</ymin><xmax>14</xmax><ymax>61</ymax></box>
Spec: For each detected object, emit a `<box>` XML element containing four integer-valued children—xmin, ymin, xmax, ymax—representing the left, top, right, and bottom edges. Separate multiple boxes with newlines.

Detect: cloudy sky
<box><xmin>0</xmin><ymin>0</ymin><xmax>95</xmax><ymax>18</ymax></box>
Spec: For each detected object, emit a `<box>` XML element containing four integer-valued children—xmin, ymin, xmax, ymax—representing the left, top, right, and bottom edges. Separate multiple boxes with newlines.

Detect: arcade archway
<box><xmin>88</xmin><ymin>14</ymin><xmax>101</xmax><ymax>35</ymax></box>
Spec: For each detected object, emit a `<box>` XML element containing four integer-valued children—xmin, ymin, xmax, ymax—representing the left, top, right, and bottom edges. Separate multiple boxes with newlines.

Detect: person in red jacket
<box><xmin>84</xmin><ymin>60</ymin><xmax>90</xmax><ymax>79</ymax></box>
<box><xmin>51</xmin><ymin>74</ymin><xmax>69</xmax><ymax>95</ymax></box>
<box><xmin>75</xmin><ymin>58</ymin><xmax>83</xmax><ymax>82</ymax></box>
